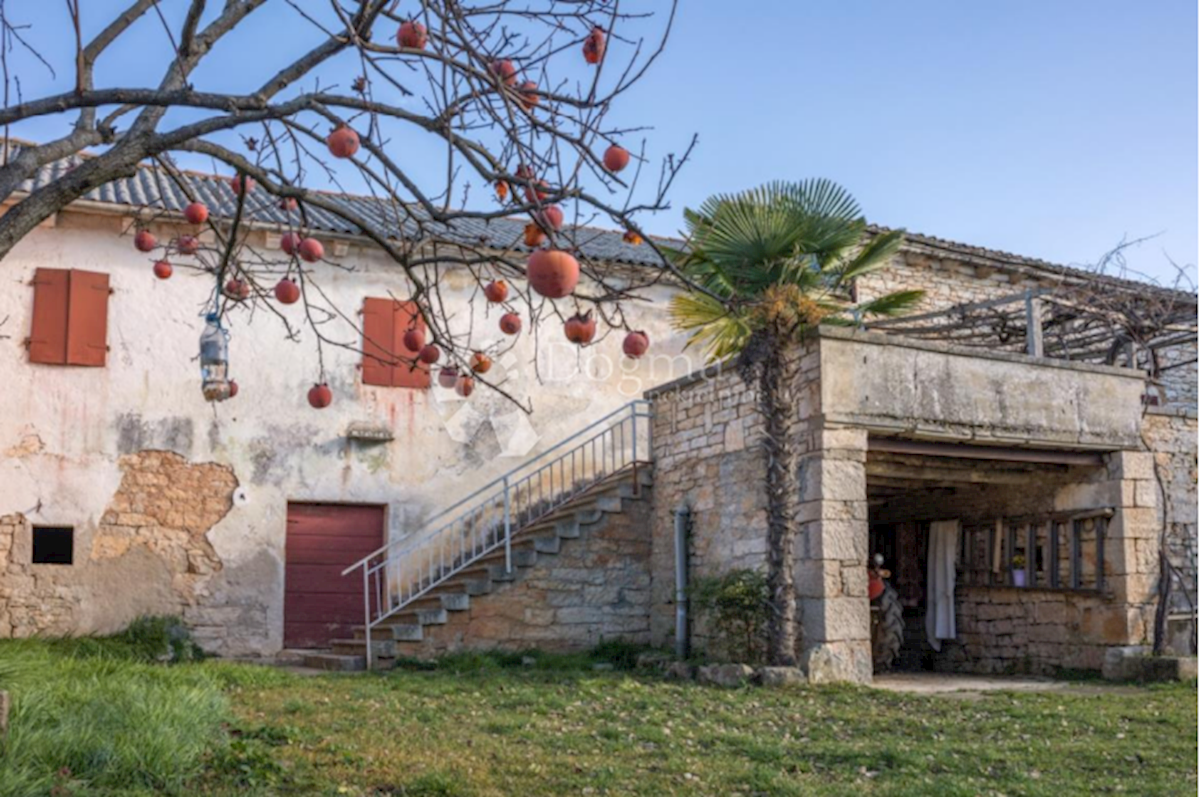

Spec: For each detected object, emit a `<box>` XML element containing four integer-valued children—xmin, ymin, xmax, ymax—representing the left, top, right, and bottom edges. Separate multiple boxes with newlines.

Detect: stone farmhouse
<box><xmin>1</xmin><ymin>157</ymin><xmax>1195</xmax><ymax>683</ymax></box>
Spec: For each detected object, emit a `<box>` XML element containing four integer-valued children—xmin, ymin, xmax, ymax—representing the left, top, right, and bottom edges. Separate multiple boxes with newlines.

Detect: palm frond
<box><xmin>832</xmin><ymin>229</ymin><xmax>906</xmax><ymax>287</ymax></box>
<box><xmin>855</xmin><ymin>289</ymin><xmax>925</xmax><ymax>318</ymax></box>
<box><xmin>669</xmin><ymin>292</ymin><xmax>751</xmax><ymax>361</ymax></box>
<box><xmin>668</xmin><ymin>179</ymin><xmax>920</xmax><ymax>357</ymax></box>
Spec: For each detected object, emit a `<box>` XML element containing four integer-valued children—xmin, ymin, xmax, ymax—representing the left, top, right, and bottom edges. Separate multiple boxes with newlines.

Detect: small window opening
<box><xmin>32</xmin><ymin>526</ymin><xmax>74</xmax><ymax>565</ymax></box>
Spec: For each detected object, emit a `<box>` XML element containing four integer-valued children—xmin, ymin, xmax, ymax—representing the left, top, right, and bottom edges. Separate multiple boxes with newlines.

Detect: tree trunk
<box><xmin>0</xmin><ymin>139</ymin><xmax>145</xmax><ymax>261</ymax></box>
<box><xmin>757</xmin><ymin>330</ymin><xmax>799</xmax><ymax>666</ymax></box>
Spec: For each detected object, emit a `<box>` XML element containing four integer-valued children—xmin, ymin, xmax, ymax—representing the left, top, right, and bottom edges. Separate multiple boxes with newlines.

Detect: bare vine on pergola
<box><xmin>869</xmin><ymin>237</ymin><xmax>1198</xmax><ymax>397</ymax></box>
<box><xmin>0</xmin><ymin>0</ymin><xmax>699</xmax><ymax>410</ymax></box>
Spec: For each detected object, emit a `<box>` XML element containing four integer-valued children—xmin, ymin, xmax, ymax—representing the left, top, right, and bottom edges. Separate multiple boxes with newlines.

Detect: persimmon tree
<box><xmin>0</xmin><ymin>0</ymin><xmax>696</xmax><ymax>407</ymax></box>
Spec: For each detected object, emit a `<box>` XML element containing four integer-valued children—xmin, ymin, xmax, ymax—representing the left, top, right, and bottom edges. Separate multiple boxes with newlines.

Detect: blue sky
<box><xmin>11</xmin><ymin>1</ymin><xmax>1198</xmax><ymax>284</ymax></box>
<box><xmin>633</xmin><ymin>1</ymin><xmax>1197</xmax><ymax>284</ymax></box>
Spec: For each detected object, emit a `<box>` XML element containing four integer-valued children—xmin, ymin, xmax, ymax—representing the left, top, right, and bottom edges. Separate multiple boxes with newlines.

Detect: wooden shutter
<box><xmin>28</xmin><ymin>268</ymin><xmax>70</xmax><ymax>364</ymax></box>
<box><xmin>392</xmin><ymin>300</ymin><xmax>430</xmax><ymax>389</ymax></box>
<box><xmin>361</xmin><ymin>297</ymin><xmax>430</xmax><ymax>389</ymax></box>
<box><xmin>65</xmin><ymin>270</ymin><xmax>109</xmax><ymax>366</ymax></box>
<box><xmin>361</xmin><ymin>297</ymin><xmax>395</xmax><ymax>387</ymax></box>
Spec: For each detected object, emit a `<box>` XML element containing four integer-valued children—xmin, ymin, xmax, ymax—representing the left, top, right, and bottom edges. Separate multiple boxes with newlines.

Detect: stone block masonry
<box><xmin>1141</xmin><ymin>410</ymin><xmax>1198</xmax><ymax>631</ymax></box>
<box><xmin>647</xmin><ymin>337</ymin><xmax>874</xmax><ymax>683</ymax></box>
<box><xmin>644</xmin><ymin>325</ymin><xmax>1189</xmax><ymax>682</ymax></box>
<box><xmin>0</xmin><ymin>450</ymin><xmax>235</xmax><ymax>639</ymax></box>
<box><xmin>942</xmin><ymin>587</ymin><xmax>1127</xmax><ymax>674</ymax></box>
<box><xmin>393</xmin><ymin>493</ymin><xmax>654</xmax><ymax>657</ymax></box>
<box><xmin>647</xmin><ymin>364</ymin><xmax>769</xmax><ymax>653</ymax></box>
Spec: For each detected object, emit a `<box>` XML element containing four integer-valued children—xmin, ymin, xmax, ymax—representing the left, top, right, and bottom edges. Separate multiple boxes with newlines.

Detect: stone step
<box><xmin>554</xmin><ymin>517</ymin><xmax>581</xmax><ymax>539</ymax></box>
<box><xmin>532</xmin><ymin>535</ymin><xmax>560</xmax><ymax>554</ymax></box>
<box><xmin>303</xmin><ymin>652</ymin><xmax>366</xmax><ymax>672</ymax></box>
<box><xmin>457</xmin><ymin>561</ymin><xmax>519</xmax><ymax>584</ymax></box>
<box><xmin>353</xmin><ymin>623</ymin><xmax>423</xmax><ymax>642</ymax></box>
<box><xmin>573</xmin><ymin>507</ymin><xmax>604</xmax><ymax>526</ymax></box>
<box><xmin>471</xmin><ymin>547</ymin><xmax>538</xmax><ymax>569</ymax></box>
<box><xmin>390</xmin><ymin>607</ymin><xmax>448</xmax><ymax>626</ymax></box>
<box><xmin>402</xmin><ymin>593</ymin><xmax>471</xmax><ymax>613</ymax></box>
<box><xmin>507</xmin><ymin>491</ymin><xmax>615</xmax><ymax>531</ymax></box>
<box><xmin>594</xmin><ymin>494</ymin><xmax>623</xmax><ymax>513</ymax></box>
<box><xmin>636</xmin><ymin>465</ymin><xmax>654</xmax><ymax>486</ymax></box>
<box><xmin>462</xmin><ymin>577</ymin><xmax>494</xmax><ymax>596</ymax></box>
<box><xmin>330</xmin><ymin>637</ymin><xmax>395</xmax><ymax>658</ymax></box>
<box><xmin>616</xmin><ymin>481</ymin><xmax>643</xmax><ymax>499</ymax></box>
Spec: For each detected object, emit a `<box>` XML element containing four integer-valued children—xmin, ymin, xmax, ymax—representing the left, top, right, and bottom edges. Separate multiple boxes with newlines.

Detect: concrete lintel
<box><xmin>867</xmin><ymin>438</ymin><xmax>1106</xmax><ymax>466</ymax></box>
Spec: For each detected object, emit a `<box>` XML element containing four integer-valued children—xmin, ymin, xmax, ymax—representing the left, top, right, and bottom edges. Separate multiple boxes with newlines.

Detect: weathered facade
<box><xmin>0</xmin><ymin>178</ymin><xmax>695</xmax><ymax>654</ymax></box>
<box><xmin>2</xmin><ymin>161</ymin><xmax>1195</xmax><ymax>681</ymax></box>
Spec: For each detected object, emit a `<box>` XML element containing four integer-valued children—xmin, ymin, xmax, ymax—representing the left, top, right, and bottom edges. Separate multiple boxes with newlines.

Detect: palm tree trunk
<box><xmin>757</xmin><ymin>328</ymin><xmax>799</xmax><ymax>666</ymax></box>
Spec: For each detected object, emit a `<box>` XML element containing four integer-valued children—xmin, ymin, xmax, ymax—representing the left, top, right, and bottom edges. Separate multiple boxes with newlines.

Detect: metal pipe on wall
<box><xmin>673</xmin><ymin>506</ymin><xmax>691</xmax><ymax>660</ymax></box>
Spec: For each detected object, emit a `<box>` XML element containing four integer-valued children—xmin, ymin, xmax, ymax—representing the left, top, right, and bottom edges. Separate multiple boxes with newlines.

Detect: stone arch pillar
<box><xmin>794</xmin><ymin>426</ymin><xmax>873</xmax><ymax>684</ymax></box>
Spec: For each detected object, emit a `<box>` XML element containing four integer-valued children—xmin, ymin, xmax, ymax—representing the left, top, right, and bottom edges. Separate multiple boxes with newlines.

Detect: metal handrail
<box><xmin>342</xmin><ymin>400</ymin><xmax>653</xmax><ymax>667</ymax></box>
<box><xmin>342</xmin><ymin>399</ymin><xmax>652</xmax><ymax>575</ymax></box>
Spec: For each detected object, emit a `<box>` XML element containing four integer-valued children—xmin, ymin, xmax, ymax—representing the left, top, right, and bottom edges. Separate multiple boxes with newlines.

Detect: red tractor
<box><xmin>869</xmin><ymin>553</ymin><xmax>904</xmax><ymax>671</ymax></box>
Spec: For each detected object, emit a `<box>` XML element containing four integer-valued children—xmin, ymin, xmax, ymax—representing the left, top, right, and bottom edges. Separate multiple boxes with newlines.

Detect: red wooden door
<box><xmin>284</xmin><ymin>503</ymin><xmax>385</xmax><ymax>648</ymax></box>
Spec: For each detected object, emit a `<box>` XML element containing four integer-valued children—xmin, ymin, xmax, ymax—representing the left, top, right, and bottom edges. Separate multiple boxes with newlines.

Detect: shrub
<box><xmin>690</xmin><ymin>569</ymin><xmax>770</xmax><ymax>664</ymax></box>
<box><xmin>114</xmin><ymin>615</ymin><xmax>206</xmax><ymax>662</ymax></box>
<box><xmin>39</xmin><ymin>615</ymin><xmax>204</xmax><ymax>664</ymax></box>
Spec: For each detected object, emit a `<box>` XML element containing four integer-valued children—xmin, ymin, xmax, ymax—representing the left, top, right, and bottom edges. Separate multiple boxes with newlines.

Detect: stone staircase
<box><xmin>304</xmin><ymin>465</ymin><xmax>652</xmax><ymax>671</ymax></box>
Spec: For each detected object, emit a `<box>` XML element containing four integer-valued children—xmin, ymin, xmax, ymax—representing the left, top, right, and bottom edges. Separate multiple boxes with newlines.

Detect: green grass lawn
<box><xmin>1</xmin><ymin>637</ymin><xmax>1195</xmax><ymax>796</ymax></box>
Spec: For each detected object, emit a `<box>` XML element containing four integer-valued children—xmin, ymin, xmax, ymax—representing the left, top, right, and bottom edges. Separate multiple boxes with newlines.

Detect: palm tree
<box><xmin>668</xmin><ymin>180</ymin><xmax>922</xmax><ymax>666</ymax></box>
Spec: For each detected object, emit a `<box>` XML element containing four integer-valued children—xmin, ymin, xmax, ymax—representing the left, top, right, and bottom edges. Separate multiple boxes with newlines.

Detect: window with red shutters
<box><xmin>28</xmin><ymin>268</ymin><xmax>110</xmax><ymax>366</ymax></box>
<box><xmin>361</xmin><ymin>297</ymin><xmax>430</xmax><ymax>388</ymax></box>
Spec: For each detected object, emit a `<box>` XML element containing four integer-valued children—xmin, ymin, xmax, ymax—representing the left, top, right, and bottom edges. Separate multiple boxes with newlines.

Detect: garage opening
<box><xmin>284</xmin><ymin>503</ymin><xmax>385</xmax><ymax>649</ymax></box>
<box><xmin>865</xmin><ymin>438</ymin><xmax>1111</xmax><ymax>674</ymax></box>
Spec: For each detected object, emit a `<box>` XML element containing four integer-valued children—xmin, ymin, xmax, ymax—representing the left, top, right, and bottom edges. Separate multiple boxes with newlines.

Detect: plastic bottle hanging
<box><xmin>200</xmin><ymin>313</ymin><xmax>232</xmax><ymax>402</ymax></box>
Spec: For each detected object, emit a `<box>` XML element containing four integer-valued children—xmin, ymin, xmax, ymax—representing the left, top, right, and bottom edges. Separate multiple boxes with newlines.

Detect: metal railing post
<box><xmin>362</xmin><ymin>565</ymin><xmax>372</xmax><ymax>672</ymax></box>
<box><xmin>646</xmin><ymin>402</ymin><xmax>654</xmax><ymax>464</ymax></box>
<box><xmin>631</xmin><ymin>406</ymin><xmax>638</xmax><ymax>463</ymax></box>
<box><xmin>503</xmin><ymin>475</ymin><xmax>512</xmax><ymax>573</ymax></box>
<box><xmin>630</xmin><ymin>407</ymin><xmax>640</xmax><ymax>494</ymax></box>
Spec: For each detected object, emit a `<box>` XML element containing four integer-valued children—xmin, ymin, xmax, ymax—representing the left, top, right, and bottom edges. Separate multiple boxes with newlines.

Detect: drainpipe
<box><xmin>673</xmin><ymin>506</ymin><xmax>691</xmax><ymax>660</ymax></box>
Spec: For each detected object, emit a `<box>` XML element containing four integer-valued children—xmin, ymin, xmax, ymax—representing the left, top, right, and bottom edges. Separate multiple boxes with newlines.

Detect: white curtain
<box><xmin>925</xmin><ymin>519</ymin><xmax>960</xmax><ymax>652</ymax></box>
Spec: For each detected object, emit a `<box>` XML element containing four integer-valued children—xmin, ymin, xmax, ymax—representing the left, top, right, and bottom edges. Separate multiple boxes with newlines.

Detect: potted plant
<box><xmin>1011</xmin><ymin>554</ymin><xmax>1027</xmax><ymax>587</ymax></box>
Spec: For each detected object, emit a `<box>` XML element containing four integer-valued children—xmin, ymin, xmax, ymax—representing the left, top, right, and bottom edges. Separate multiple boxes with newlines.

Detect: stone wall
<box><xmin>1154</xmin><ymin>346</ymin><xmax>1198</xmax><ymax>409</ymax></box>
<box><xmin>858</xmin><ymin>251</ymin><xmax>1047</xmax><ymax>315</ymax></box>
<box><xmin>1141</xmin><ymin>410</ymin><xmax>1199</xmax><ymax>641</ymax></box>
<box><xmin>395</xmin><ymin>493</ymin><xmax>653</xmax><ymax>656</ymax></box>
<box><xmin>943</xmin><ymin>586</ymin><xmax>1123</xmax><ymax>674</ymax></box>
<box><xmin>646</xmin><ymin>338</ymin><xmax>875</xmax><ymax>682</ymax></box>
<box><xmin>0</xmin><ymin>451</ymin><xmax>236</xmax><ymax>638</ymax></box>
<box><xmin>646</xmin><ymin>364</ymin><xmax>768</xmax><ymax>653</ymax></box>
